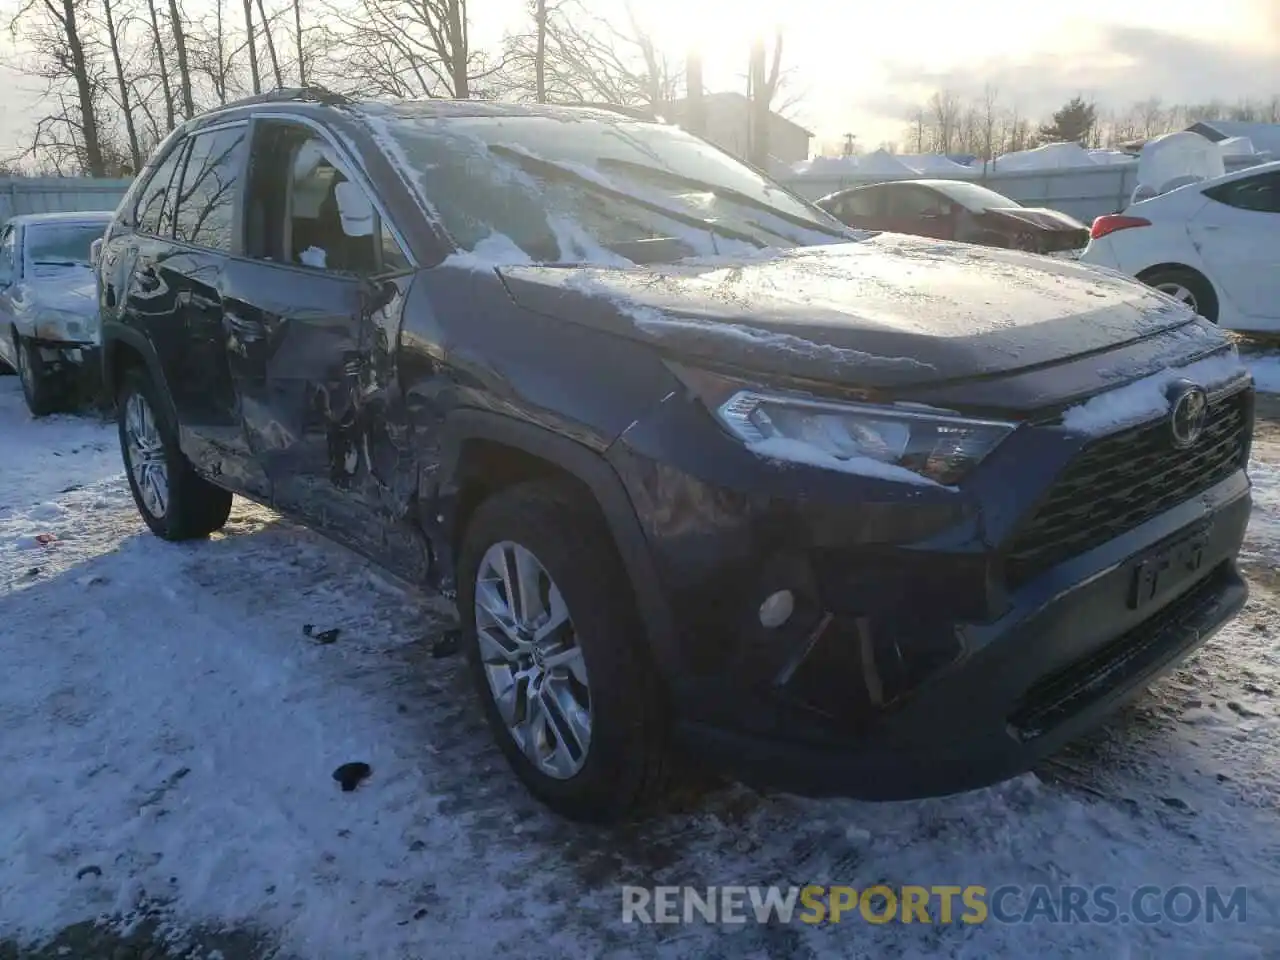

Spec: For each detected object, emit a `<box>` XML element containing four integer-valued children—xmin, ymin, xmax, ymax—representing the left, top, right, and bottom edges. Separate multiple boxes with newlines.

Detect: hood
<box><xmin>492</xmin><ymin>234</ymin><xmax>1197</xmax><ymax>389</ymax></box>
<box><xmin>21</xmin><ymin>269</ymin><xmax>98</xmax><ymax>315</ymax></box>
<box><xmin>984</xmin><ymin>207</ymin><xmax>1088</xmax><ymax>232</ymax></box>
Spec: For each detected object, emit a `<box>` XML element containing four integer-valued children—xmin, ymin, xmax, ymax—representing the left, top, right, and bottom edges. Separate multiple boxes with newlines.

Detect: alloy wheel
<box><xmin>123</xmin><ymin>391</ymin><xmax>169</xmax><ymax>519</ymax></box>
<box><xmin>1155</xmin><ymin>281</ymin><xmax>1197</xmax><ymax>311</ymax></box>
<box><xmin>474</xmin><ymin>540</ymin><xmax>592</xmax><ymax>779</ymax></box>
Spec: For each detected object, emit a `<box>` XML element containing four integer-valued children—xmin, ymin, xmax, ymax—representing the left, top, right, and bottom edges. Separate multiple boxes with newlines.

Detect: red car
<box><xmin>816</xmin><ymin>179</ymin><xmax>1089</xmax><ymax>255</ymax></box>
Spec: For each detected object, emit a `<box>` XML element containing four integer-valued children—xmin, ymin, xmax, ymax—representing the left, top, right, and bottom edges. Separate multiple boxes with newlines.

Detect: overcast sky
<box><xmin>2</xmin><ymin>0</ymin><xmax>1278</xmax><ymax>161</ymax></box>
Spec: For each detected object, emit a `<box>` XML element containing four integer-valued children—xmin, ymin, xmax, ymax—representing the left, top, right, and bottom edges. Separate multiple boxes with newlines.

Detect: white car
<box><xmin>0</xmin><ymin>210</ymin><xmax>112</xmax><ymax>415</ymax></box>
<box><xmin>1079</xmin><ymin>159</ymin><xmax>1280</xmax><ymax>331</ymax></box>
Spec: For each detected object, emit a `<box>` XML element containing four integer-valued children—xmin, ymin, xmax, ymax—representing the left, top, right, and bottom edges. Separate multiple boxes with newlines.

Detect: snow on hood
<box><xmin>1060</xmin><ymin>350</ymin><xmax>1246</xmax><ymax>435</ymax></box>
<box><xmin>492</xmin><ymin>233</ymin><xmax>1201</xmax><ymax>388</ymax></box>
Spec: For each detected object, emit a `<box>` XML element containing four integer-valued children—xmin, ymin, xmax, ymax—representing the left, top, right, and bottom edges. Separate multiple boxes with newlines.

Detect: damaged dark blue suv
<box><xmin>96</xmin><ymin>88</ymin><xmax>1253</xmax><ymax>821</ymax></box>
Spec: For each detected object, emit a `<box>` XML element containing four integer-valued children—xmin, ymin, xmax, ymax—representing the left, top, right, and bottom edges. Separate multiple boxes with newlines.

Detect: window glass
<box><xmin>0</xmin><ymin>227</ymin><xmax>16</xmax><ymax>283</ymax></box>
<box><xmin>840</xmin><ymin>189</ymin><xmax>881</xmax><ymax>218</ymax></box>
<box><xmin>1207</xmin><ymin>172</ymin><xmax>1280</xmax><ymax>214</ymax></box>
<box><xmin>172</xmin><ymin>125</ymin><xmax>247</xmax><ymax>250</ymax></box>
<box><xmin>24</xmin><ymin>222</ymin><xmax>104</xmax><ymax>273</ymax></box>
<box><xmin>135</xmin><ymin>142</ymin><xmax>186</xmax><ymax>236</ymax></box>
<box><xmin>885</xmin><ymin>186</ymin><xmax>950</xmax><ymax>218</ymax></box>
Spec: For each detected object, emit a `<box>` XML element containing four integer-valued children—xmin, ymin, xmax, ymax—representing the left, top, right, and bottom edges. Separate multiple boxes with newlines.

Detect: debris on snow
<box><xmin>431</xmin><ymin>629</ymin><xmax>461</xmax><ymax>659</ymax></box>
<box><xmin>332</xmin><ymin>762</ymin><xmax>372</xmax><ymax>793</ymax></box>
<box><xmin>303</xmin><ymin>624</ymin><xmax>342</xmax><ymax>645</ymax></box>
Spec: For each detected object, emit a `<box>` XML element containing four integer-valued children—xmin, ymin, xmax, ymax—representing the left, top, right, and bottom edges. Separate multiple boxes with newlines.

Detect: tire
<box><xmin>1140</xmin><ymin>267</ymin><xmax>1219</xmax><ymax>323</ymax></box>
<box><xmin>15</xmin><ymin>334</ymin><xmax>65</xmax><ymax>416</ymax></box>
<box><xmin>458</xmin><ymin>479</ymin><xmax>670</xmax><ymax>822</ymax></box>
<box><xmin>117</xmin><ymin>365</ymin><xmax>232</xmax><ymax>541</ymax></box>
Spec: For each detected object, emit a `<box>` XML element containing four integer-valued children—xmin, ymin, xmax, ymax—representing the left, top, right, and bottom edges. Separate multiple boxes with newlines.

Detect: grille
<box><xmin>1005</xmin><ymin>386</ymin><xmax>1249</xmax><ymax>585</ymax></box>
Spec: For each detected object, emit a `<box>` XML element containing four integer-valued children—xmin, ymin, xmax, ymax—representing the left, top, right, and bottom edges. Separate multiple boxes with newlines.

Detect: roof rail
<box><xmin>217</xmin><ymin>86</ymin><xmax>352</xmax><ymax>111</ymax></box>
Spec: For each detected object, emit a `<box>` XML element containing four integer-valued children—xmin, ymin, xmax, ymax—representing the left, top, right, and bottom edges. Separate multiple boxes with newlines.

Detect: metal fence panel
<box><xmin>0</xmin><ymin>177</ymin><xmax>132</xmax><ymax>222</ymax></box>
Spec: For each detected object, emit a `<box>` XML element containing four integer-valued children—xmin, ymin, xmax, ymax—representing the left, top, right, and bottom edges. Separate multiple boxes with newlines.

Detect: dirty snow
<box><xmin>2</xmin><ymin>377</ymin><xmax>1280</xmax><ymax>958</ymax></box>
<box><xmin>1243</xmin><ymin>349</ymin><xmax>1280</xmax><ymax>395</ymax></box>
<box><xmin>1061</xmin><ymin>351</ymin><xmax>1246</xmax><ymax>435</ymax></box>
<box><xmin>439</xmin><ymin>231</ymin><xmax>533</xmax><ymax>270</ymax></box>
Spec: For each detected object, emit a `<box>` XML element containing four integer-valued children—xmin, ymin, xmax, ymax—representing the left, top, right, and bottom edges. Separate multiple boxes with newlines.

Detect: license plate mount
<box><xmin>1128</xmin><ymin>526</ymin><xmax>1209</xmax><ymax>611</ymax></box>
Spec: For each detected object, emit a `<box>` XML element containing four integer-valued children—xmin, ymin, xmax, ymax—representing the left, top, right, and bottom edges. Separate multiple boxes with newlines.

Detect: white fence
<box><xmin>778</xmin><ymin>156</ymin><xmax>1264</xmax><ymax>222</ymax></box>
<box><xmin>0</xmin><ymin>177</ymin><xmax>132</xmax><ymax>222</ymax></box>
<box><xmin>0</xmin><ymin>155</ymin><xmax>1267</xmax><ymax>229</ymax></box>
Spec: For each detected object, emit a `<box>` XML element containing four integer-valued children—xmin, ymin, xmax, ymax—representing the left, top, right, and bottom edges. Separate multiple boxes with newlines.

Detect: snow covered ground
<box><xmin>2</xmin><ymin>377</ymin><xmax>1279</xmax><ymax>959</ymax></box>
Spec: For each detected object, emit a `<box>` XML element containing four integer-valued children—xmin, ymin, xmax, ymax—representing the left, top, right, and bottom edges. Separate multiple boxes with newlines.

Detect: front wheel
<box><xmin>458</xmin><ymin>480</ymin><xmax>670</xmax><ymax>822</ymax></box>
<box><xmin>117</xmin><ymin>367</ymin><xmax>232</xmax><ymax>540</ymax></box>
<box><xmin>15</xmin><ymin>335</ymin><xmax>65</xmax><ymax>416</ymax></box>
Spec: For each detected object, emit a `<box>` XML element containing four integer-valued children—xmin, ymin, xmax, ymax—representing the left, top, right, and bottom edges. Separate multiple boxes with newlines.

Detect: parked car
<box><xmin>816</xmin><ymin>179</ymin><xmax>1089</xmax><ymax>255</ymax></box>
<box><xmin>97</xmin><ymin>88</ymin><xmax>1252</xmax><ymax>822</ymax></box>
<box><xmin>1080</xmin><ymin>160</ymin><xmax>1280</xmax><ymax>330</ymax></box>
<box><xmin>0</xmin><ymin>210</ymin><xmax>112</xmax><ymax>414</ymax></box>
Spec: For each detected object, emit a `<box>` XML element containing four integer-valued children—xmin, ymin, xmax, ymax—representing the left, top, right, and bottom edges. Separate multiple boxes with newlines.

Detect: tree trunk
<box><xmin>684</xmin><ymin>53</ymin><xmax>704</xmax><ymax>135</ymax></box>
<box><xmin>256</xmin><ymin>0</ymin><xmax>284</xmax><ymax>88</ymax></box>
<box><xmin>534</xmin><ymin>0</ymin><xmax>546</xmax><ymax>103</ymax></box>
<box><xmin>242</xmin><ymin>0</ymin><xmax>261</xmax><ymax>94</ymax></box>
<box><xmin>449</xmin><ymin>0</ymin><xmax>468</xmax><ymax>98</ymax></box>
<box><xmin>212</xmin><ymin>0</ymin><xmax>228</xmax><ymax>103</ymax></box>
<box><xmin>145</xmin><ymin>0</ymin><xmax>176</xmax><ymax>130</ymax></box>
<box><xmin>167</xmin><ymin>0</ymin><xmax>195</xmax><ymax>119</ymax></box>
<box><xmin>61</xmin><ymin>0</ymin><xmax>105</xmax><ymax>175</ymax></box>
<box><xmin>102</xmin><ymin>0</ymin><xmax>141</xmax><ymax>171</ymax></box>
<box><xmin>293</xmin><ymin>0</ymin><xmax>305</xmax><ymax>84</ymax></box>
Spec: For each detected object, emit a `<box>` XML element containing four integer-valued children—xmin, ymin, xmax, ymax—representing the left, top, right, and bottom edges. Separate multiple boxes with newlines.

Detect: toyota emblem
<box><xmin>1167</xmin><ymin>380</ymin><xmax>1208</xmax><ymax>448</ymax></box>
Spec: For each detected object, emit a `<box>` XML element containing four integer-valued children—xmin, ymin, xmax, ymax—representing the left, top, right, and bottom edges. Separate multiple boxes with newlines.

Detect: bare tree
<box><xmin>498</xmin><ymin>0</ymin><xmax>679</xmax><ymax>108</ymax></box>
<box><xmin>746</xmin><ymin>27</ymin><xmax>783</xmax><ymax>167</ymax></box>
<box><xmin>255</xmin><ymin>0</ymin><xmax>284</xmax><ymax>87</ymax></box>
<box><xmin>167</xmin><ymin>0</ymin><xmax>194</xmax><ymax>118</ymax></box>
<box><xmin>11</xmin><ymin>0</ymin><xmax>107</xmax><ymax>175</ymax></box>
<box><xmin>101</xmin><ymin>0</ymin><xmax>142</xmax><ymax>169</ymax></box>
<box><xmin>242</xmin><ymin>0</ymin><xmax>261</xmax><ymax>93</ymax></box>
<box><xmin>190</xmin><ymin>0</ymin><xmax>235</xmax><ymax>103</ymax></box>
<box><xmin>142</xmin><ymin>0</ymin><xmax>176</xmax><ymax>129</ymax></box>
<box><xmin>337</xmin><ymin>0</ymin><xmax>475</xmax><ymax>98</ymax></box>
<box><xmin>533</xmin><ymin>0</ymin><xmax>546</xmax><ymax>102</ymax></box>
<box><xmin>293</xmin><ymin>0</ymin><xmax>305</xmax><ymax>83</ymax></box>
<box><xmin>977</xmin><ymin>84</ymin><xmax>999</xmax><ymax>165</ymax></box>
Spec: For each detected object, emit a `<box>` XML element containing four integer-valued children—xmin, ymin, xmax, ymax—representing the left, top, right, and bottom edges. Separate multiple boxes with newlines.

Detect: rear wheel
<box><xmin>1140</xmin><ymin>267</ymin><xmax>1219</xmax><ymax>323</ymax></box>
<box><xmin>117</xmin><ymin>366</ymin><xmax>232</xmax><ymax>540</ymax></box>
<box><xmin>15</xmin><ymin>334</ymin><xmax>65</xmax><ymax>416</ymax></box>
<box><xmin>457</xmin><ymin>480</ymin><xmax>670</xmax><ymax>822</ymax></box>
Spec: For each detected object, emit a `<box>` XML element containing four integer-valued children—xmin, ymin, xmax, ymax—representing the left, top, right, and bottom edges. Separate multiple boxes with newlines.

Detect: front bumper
<box><xmin>607</xmin><ymin>382</ymin><xmax>1253</xmax><ymax>801</ymax></box>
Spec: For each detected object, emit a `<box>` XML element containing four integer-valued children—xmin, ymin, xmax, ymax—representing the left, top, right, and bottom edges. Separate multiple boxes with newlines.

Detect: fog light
<box><xmin>758</xmin><ymin>589</ymin><xmax>795</xmax><ymax>629</ymax></box>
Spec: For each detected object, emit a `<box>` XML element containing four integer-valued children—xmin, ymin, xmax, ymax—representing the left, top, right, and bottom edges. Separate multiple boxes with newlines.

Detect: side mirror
<box><xmin>90</xmin><ymin>238</ymin><xmax>104</xmax><ymax>268</ymax></box>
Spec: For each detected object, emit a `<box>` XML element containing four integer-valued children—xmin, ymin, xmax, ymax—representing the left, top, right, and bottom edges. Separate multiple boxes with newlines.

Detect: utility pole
<box><xmin>843</xmin><ymin>132</ymin><xmax>856</xmax><ymax>156</ymax></box>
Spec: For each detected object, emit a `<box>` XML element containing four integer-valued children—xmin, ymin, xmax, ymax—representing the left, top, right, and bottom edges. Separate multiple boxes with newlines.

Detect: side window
<box><xmin>135</xmin><ymin>142</ymin><xmax>187</xmax><ymax>237</ymax></box>
<box><xmin>885</xmin><ymin>186</ymin><xmax>949</xmax><ymax>218</ymax></box>
<box><xmin>244</xmin><ymin>119</ymin><xmax>408</xmax><ymax>275</ymax></box>
<box><xmin>0</xmin><ymin>227</ymin><xmax>16</xmax><ymax>284</ymax></box>
<box><xmin>840</xmin><ymin>190</ymin><xmax>881</xmax><ymax>218</ymax></box>
<box><xmin>171</xmin><ymin>125</ymin><xmax>247</xmax><ymax>250</ymax></box>
<box><xmin>1205</xmin><ymin>172</ymin><xmax>1280</xmax><ymax>214</ymax></box>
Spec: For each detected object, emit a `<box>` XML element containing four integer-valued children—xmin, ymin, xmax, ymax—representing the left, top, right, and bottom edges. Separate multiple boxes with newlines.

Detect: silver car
<box><xmin>0</xmin><ymin>210</ymin><xmax>112</xmax><ymax>415</ymax></box>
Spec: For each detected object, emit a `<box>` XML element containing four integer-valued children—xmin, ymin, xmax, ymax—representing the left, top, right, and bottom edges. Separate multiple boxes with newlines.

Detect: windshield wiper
<box><xmin>487</xmin><ymin>145</ymin><xmax>767</xmax><ymax>249</ymax></box>
<box><xmin>595</xmin><ymin>157</ymin><xmax>852</xmax><ymax>241</ymax></box>
<box><xmin>31</xmin><ymin>259</ymin><xmax>87</xmax><ymax>267</ymax></box>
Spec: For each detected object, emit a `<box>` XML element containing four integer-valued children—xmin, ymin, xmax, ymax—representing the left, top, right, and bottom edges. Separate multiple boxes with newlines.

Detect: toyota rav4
<box><xmin>96</xmin><ymin>88</ymin><xmax>1253</xmax><ymax>822</ymax></box>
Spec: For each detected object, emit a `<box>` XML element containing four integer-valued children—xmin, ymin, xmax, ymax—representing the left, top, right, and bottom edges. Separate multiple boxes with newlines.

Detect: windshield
<box><xmin>929</xmin><ymin>181</ymin><xmax>1021</xmax><ymax>213</ymax></box>
<box><xmin>366</xmin><ymin>111</ymin><xmax>854</xmax><ymax>263</ymax></box>
<box><xmin>25</xmin><ymin>222</ymin><xmax>106</xmax><ymax>268</ymax></box>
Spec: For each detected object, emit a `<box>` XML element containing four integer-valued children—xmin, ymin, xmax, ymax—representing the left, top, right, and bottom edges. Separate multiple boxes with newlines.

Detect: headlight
<box><xmin>714</xmin><ymin>389</ymin><xmax>1016</xmax><ymax>485</ymax></box>
<box><xmin>33</xmin><ymin>309</ymin><xmax>89</xmax><ymax>342</ymax></box>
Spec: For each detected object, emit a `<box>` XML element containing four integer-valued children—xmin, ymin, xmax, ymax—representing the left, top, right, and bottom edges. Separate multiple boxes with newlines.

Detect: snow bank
<box><xmin>1217</xmin><ymin>136</ymin><xmax>1257</xmax><ymax>159</ymax></box>
<box><xmin>1060</xmin><ymin>351</ymin><xmax>1245</xmax><ymax>435</ymax></box>
<box><xmin>1244</xmin><ymin>350</ymin><xmax>1280</xmax><ymax>394</ymax></box>
<box><xmin>1138</xmin><ymin>131</ymin><xmax>1225</xmax><ymax>195</ymax></box>
<box><xmin>992</xmin><ymin>142</ymin><xmax>1097</xmax><ymax>171</ymax></box>
<box><xmin>897</xmin><ymin>154</ymin><xmax>977</xmax><ymax>176</ymax></box>
<box><xmin>790</xmin><ymin>150</ymin><xmax>915</xmax><ymax>178</ymax></box>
